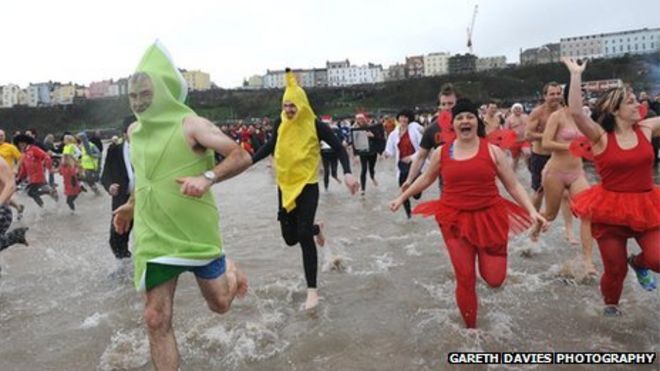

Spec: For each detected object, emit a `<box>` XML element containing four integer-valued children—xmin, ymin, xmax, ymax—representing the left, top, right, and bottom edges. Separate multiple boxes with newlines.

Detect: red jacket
<box><xmin>59</xmin><ymin>164</ymin><xmax>81</xmax><ymax>196</ymax></box>
<box><xmin>18</xmin><ymin>145</ymin><xmax>52</xmax><ymax>184</ymax></box>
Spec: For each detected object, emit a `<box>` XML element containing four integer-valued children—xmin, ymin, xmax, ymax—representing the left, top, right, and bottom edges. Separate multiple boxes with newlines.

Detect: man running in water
<box><xmin>401</xmin><ymin>83</ymin><xmax>457</xmax><ymax>192</ymax></box>
<box><xmin>101</xmin><ymin>117</ymin><xmax>135</xmax><ymax>259</ymax></box>
<box><xmin>352</xmin><ymin>113</ymin><xmax>384</xmax><ymax>195</ymax></box>
<box><xmin>14</xmin><ymin>134</ymin><xmax>59</xmax><ymax>208</ymax></box>
<box><xmin>113</xmin><ymin>42</ymin><xmax>249</xmax><ymax>371</ymax></box>
<box><xmin>251</xmin><ymin>69</ymin><xmax>358</xmax><ymax>310</ymax></box>
<box><xmin>525</xmin><ymin>82</ymin><xmax>562</xmax><ymax>210</ymax></box>
<box><xmin>483</xmin><ymin>100</ymin><xmax>504</xmax><ymax>135</ymax></box>
<box><xmin>504</xmin><ymin>103</ymin><xmax>530</xmax><ymax>171</ymax></box>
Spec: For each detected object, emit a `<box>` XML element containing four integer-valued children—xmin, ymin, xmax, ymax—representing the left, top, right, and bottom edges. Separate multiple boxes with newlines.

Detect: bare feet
<box><xmin>226</xmin><ymin>258</ymin><xmax>249</xmax><ymax>298</ymax></box>
<box><xmin>315</xmin><ymin>222</ymin><xmax>325</xmax><ymax>247</ymax></box>
<box><xmin>530</xmin><ymin>222</ymin><xmax>542</xmax><ymax>242</ymax></box>
<box><xmin>333</xmin><ymin>176</ymin><xmax>341</xmax><ymax>184</ymax></box>
<box><xmin>304</xmin><ymin>288</ymin><xmax>319</xmax><ymax>310</ymax></box>
<box><xmin>565</xmin><ymin>230</ymin><xmax>579</xmax><ymax>245</ymax></box>
<box><xmin>584</xmin><ymin>260</ymin><xmax>597</xmax><ymax>277</ymax></box>
<box><xmin>50</xmin><ymin>187</ymin><xmax>59</xmax><ymax>202</ymax></box>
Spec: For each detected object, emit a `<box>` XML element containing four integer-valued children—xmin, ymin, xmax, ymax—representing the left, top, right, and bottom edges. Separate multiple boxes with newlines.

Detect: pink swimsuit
<box><xmin>542</xmin><ymin>127</ymin><xmax>585</xmax><ymax>187</ymax></box>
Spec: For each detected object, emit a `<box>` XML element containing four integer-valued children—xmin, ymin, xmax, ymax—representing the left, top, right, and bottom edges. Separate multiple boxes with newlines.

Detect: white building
<box><xmin>25</xmin><ymin>85</ymin><xmax>39</xmax><ymax>107</ymax></box>
<box><xmin>263</xmin><ymin>70</ymin><xmax>285</xmax><ymax>89</ymax></box>
<box><xmin>423</xmin><ymin>52</ymin><xmax>450</xmax><ymax>76</ymax></box>
<box><xmin>327</xmin><ymin>60</ymin><xmax>384</xmax><ymax>87</ymax></box>
<box><xmin>246</xmin><ymin>75</ymin><xmax>264</xmax><ymax>89</ymax></box>
<box><xmin>1</xmin><ymin>84</ymin><xmax>20</xmax><ymax>108</ymax></box>
<box><xmin>107</xmin><ymin>83</ymin><xmax>120</xmax><ymax>97</ymax></box>
<box><xmin>476</xmin><ymin>56</ymin><xmax>507</xmax><ymax>72</ymax></box>
<box><xmin>561</xmin><ymin>27</ymin><xmax>660</xmax><ymax>60</ymax></box>
<box><xmin>602</xmin><ymin>28</ymin><xmax>660</xmax><ymax>58</ymax></box>
<box><xmin>263</xmin><ymin>69</ymin><xmax>316</xmax><ymax>89</ymax></box>
<box><xmin>51</xmin><ymin>84</ymin><xmax>76</xmax><ymax>105</ymax></box>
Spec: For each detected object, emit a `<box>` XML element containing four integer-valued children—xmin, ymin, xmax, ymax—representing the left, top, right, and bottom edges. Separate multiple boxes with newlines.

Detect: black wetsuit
<box><xmin>351</xmin><ymin>124</ymin><xmax>385</xmax><ymax>192</ymax></box>
<box><xmin>253</xmin><ymin>118</ymin><xmax>351</xmax><ymax>288</ymax></box>
<box><xmin>321</xmin><ymin>126</ymin><xmax>343</xmax><ymax>190</ymax></box>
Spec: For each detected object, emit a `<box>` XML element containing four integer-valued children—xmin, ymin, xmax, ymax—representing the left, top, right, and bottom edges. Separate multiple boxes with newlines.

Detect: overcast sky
<box><xmin>3</xmin><ymin>0</ymin><xmax>658</xmax><ymax>88</ymax></box>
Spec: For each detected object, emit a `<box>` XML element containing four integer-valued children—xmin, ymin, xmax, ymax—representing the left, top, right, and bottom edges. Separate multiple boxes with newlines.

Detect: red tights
<box><xmin>443</xmin><ymin>233</ymin><xmax>507</xmax><ymax>328</ymax></box>
<box><xmin>595</xmin><ymin>225</ymin><xmax>660</xmax><ymax>305</ymax></box>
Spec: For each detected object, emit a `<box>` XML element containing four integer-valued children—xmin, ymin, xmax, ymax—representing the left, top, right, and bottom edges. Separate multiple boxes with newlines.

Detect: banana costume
<box><xmin>274</xmin><ymin>71</ymin><xmax>321</xmax><ymax>212</ymax></box>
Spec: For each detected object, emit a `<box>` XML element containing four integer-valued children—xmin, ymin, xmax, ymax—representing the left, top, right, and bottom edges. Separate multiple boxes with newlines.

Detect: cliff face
<box><xmin>1</xmin><ymin>53</ymin><xmax>657</xmax><ymax>136</ymax></box>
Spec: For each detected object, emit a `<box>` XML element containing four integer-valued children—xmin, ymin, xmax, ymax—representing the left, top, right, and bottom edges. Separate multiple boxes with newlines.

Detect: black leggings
<box><xmin>0</xmin><ymin>206</ymin><xmax>27</xmax><ymax>252</ymax></box>
<box><xmin>398</xmin><ymin>161</ymin><xmax>422</xmax><ymax>218</ymax></box>
<box><xmin>321</xmin><ymin>152</ymin><xmax>338</xmax><ymax>189</ymax></box>
<box><xmin>83</xmin><ymin>170</ymin><xmax>99</xmax><ymax>190</ymax></box>
<box><xmin>278</xmin><ymin>184</ymin><xmax>321</xmax><ymax>288</ymax></box>
<box><xmin>109</xmin><ymin>193</ymin><xmax>132</xmax><ymax>259</ymax></box>
<box><xmin>66</xmin><ymin>195</ymin><xmax>78</xmax><ymax>211</ymax></box>
<box><xmin>26</xmin><ymin>183</ymin><xmax>50</xmax><ymax>207</ymax></box>
<box><xmin>359</xmin><ymin>154</ymin><xmax>377</xmax><ymax>191</ymax></box>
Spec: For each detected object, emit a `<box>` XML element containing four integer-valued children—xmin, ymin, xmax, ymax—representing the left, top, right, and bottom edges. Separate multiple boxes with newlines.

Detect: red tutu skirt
<box><xmin>572</xmin><ymin>185</ymin><xmax>660</xmax><ymax>238</ymax></box>
<box><xmin>413</xmin><ymin>197</ymin><xmax>532</xmax><ymax>255</ymax></box>
<box><xmin>509</xmin><ymin>141</ymin><xmax>530</xmax><ymax>159</ymax></box>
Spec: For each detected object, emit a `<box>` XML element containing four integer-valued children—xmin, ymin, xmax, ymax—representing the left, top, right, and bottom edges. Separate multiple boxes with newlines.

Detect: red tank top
<box><xmin>440</xmin><ymin>138</ymin><xmax>499</xmax><ymax>210</ymax></box>
<box><xmin>398</xmin><ymin>130</ymin><xmax>415</xmax><ymax>158</ymax></box>
<box><xmin>594</xmin><ymin>126</ymin><xmax>654</xmax><ymax>192</ymax></box>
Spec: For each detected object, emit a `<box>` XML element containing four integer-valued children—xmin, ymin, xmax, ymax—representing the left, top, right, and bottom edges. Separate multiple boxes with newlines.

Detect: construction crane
<box><xmin>466</xmin><ymin>4</ymin><xmax>478</xmax><ymax>54</ymax></box>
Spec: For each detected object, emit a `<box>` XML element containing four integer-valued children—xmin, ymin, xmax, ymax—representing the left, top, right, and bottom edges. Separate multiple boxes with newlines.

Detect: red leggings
<box><xmin>443</xmin><ymin>232</ymin><xmax>507</xmax><ymax>328</ymax></box>
<box><xmin>595</xmin><ymin>225</ymin><xmax>660</xmax><ymax>305</ymax></box>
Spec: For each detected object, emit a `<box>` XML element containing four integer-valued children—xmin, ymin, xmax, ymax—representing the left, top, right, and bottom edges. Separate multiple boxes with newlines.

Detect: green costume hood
<box><xmin>130</xmin><ymin>41</ymin><xmax>222</xmax><ymax>291</ymax></box>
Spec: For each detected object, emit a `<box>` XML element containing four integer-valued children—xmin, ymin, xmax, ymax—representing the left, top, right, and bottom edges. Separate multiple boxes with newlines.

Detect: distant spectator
<box><xmin>89</xmin><ymin>129</ymin><xmax>104</xmax><ymax>155</ymax></box>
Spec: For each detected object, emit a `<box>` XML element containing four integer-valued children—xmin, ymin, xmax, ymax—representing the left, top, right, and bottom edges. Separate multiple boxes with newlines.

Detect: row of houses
<box><xmin>520</xmin><ymin>27</ymin><xmax>660</xmax><ymax>65</ymax></box>
<box><xmin>245</xmin><ymin>53</ymin><xmax>507</xmax><ymax>89</ymax></box>
<box><xmin>1</xmin><ymin>70</ymin><xmax>212</xmax><ymax>109</ymax></box>
<box><xmin>248</xmin><ymin>27</ymin><xmax>659</xmax><ymax>90</ymax></box>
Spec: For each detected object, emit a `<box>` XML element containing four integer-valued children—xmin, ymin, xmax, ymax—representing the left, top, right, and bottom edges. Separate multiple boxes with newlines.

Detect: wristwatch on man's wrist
<box><xmin>203</xmin><ymin>170</ymin><xmax>217</xmax><ymax>184</ymax></box>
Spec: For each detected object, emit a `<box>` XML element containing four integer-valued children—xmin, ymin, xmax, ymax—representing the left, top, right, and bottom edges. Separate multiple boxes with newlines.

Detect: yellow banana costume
<box><xmin>274</xmin><ymin>71</ymin><xmax>320</xmax><ymax>212</ymax></box>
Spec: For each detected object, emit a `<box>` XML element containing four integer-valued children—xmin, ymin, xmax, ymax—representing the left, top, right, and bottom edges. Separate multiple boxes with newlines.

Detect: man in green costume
<box><xmin>113</xmin><ymin>41</ymin><xmax>250</xmax><ymax>371</ymax></box>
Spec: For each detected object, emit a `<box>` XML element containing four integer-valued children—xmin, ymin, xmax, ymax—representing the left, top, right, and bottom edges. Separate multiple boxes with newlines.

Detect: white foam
<box><xmin>403</xmin><ymin>243</ymin><xmax>422</xmax><ymax>256</ymax></box>
<box><xmin>373</xmin><ymin>253</ymin><xmax>401</xmax><ymax>271</ymax></box>
<box><xmin>98</xmin><ymin>329</ymin><xmax>150</xmax><ymax>371</ymax></box>
<box><xmin>80</xmin><ymin>312</ymin><xmax>108</xmax><ymax>329</ymax></box>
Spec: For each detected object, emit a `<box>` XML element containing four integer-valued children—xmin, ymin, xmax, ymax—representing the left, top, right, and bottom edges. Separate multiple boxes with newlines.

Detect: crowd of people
<box><xmin>1</xmin><ymin>41</ymin><xmax>658</xmax><ymax>371</ymax></box>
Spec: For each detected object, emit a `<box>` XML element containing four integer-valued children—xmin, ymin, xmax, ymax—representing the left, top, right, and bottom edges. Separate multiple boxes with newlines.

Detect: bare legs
<box><xmin>144</xmin><ymin>259</ymin><xmax>248</xmax><ymax>371</ymax></box>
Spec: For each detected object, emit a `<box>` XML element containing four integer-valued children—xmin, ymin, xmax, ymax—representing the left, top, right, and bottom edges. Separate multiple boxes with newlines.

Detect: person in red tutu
<box><xmin>504</xmin><ymin>103</ymin><xmax>530</xmax><ymax>171</ymax></box>
<box><xmin>389</xmin><ymin>99</ymin><xmax>548</xmax><ymax>328</ymax></box>
<box><xmin>564</xmin><ymin>58</ymin><xmax>660</xmax><ymax>316</ymax></box>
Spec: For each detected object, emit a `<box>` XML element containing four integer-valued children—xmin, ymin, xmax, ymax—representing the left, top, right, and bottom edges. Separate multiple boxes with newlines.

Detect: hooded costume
<box><xmin>274</xmin><ymin>71</ymin><xmax>321</xmax><ymax>212</ymax></box>
<box><xmin>250</xmin><ymin>70</ymin><xmax>352</xmax><ymax>289</ymax></box>
<box><xmin>130</xmin><ymin>41</ymin><xmax>222</xmax><ymax>291</ymax></box>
